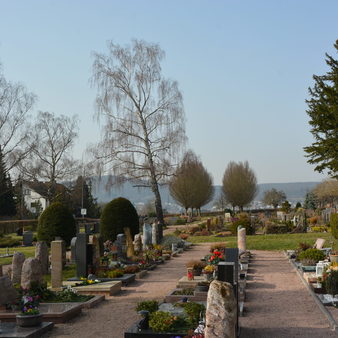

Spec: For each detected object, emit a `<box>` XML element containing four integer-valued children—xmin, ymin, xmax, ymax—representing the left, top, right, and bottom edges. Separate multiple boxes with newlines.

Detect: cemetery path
<box><xmin>240</xmin><ymin>250</ymin><xmax>337</xmax><ymax>338</ymax></box>
<box><xmin>44</xmin><ymin>243</ymin><xmax>211</xmax><ymax>338</ymax></box>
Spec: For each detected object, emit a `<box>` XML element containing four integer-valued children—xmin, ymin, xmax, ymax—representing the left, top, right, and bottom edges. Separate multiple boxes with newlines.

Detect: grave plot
<box><xmin>286</xmin><ymin>239</ymin><xmax>338</xmax><ymax>330</ymax></box>
<box><xmin>125</xmin><ymin>228</ymin><xmax>250</xmax><ymax>337</ymax></box>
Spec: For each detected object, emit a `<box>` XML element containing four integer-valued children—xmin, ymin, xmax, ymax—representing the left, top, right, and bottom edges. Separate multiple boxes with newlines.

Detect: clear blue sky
<box><xmin>0</xmin><ymin>0</ymin><xmax>337</xmax><ymax>184</ymax></box>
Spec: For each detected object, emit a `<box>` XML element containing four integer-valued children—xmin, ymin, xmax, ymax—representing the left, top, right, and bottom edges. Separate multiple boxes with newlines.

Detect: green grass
<box><xmin>0</xmin><ymin>246</ymin><xmax>36</xmax><ymax>265</ymax></box>
<box><xmin>189</xmin><ymin>232</ymin><xmax>337</xmax><ymax>250</ymax></box>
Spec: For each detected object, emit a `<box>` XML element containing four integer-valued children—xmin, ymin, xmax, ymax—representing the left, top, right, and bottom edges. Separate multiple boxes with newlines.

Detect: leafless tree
<box><xmin>170</xmin><ymin>151</ymin><xmax>214</xmax><ymax>215</ymax></box>
<box><xmin>19</xmin><ymin>111</ymin><xmax>79</xmax><ymax>197</ymax></box>
<box><xmin>263</xmin><ymin>188</ymin><xmax>286</xmax><ymax>209</ymax></box>
<box><xmin>313</xmin><ymin>179</ymin><xmax>338</xmax><ymax>207</ymax></box>
<box><xmin>91</xmin><ymin>40</ymin><xmax>186</xmax><ymax>238</ymax></box>
<box><xmin>222</xmin><ymin>161</ymin><xmax>257</xmax><ymax>211</ymax></box>
<box><xmin>0</xmin><ymin>66</ymin><xmax>36</xmax><ymax>173</ymax></box>
<box><xmin>213</xmin><ymin>191</ymin><xmax>228</xmax><ymax>211</ymax></box>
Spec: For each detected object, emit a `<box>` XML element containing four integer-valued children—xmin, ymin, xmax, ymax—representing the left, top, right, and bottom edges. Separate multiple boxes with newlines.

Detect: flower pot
<box><xmin>16</xmin><ymin>314</ymin><xmax>42</xmax><ymax>327</ymax></box>
<box><xmin>330</xmin><ymin>254</ymin><xmax>338</xmax><ymax>263</ymax></box>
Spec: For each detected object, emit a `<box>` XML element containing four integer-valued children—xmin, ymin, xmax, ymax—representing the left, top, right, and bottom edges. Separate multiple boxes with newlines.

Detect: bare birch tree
<box><xmin>0</xmin><ymin>66</ymin><xmax>36</xmax><ymax>173</ymax></box>
<box><xmin>19</xmin><ymin>111</ymin><xmax>79</xmax><ymax>198</ymax></box>
<box><xmin>91</xmin><ymin>40</ymin><xmax>186</xmax><ymax>238</ymax></box>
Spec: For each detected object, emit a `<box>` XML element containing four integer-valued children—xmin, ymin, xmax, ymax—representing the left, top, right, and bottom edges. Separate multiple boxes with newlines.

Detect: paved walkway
<box><xmin>240</xmin><ymin>250</ymin><xmax>336</xmax><ymax>338</ymax></box>
<box><xmin>45</xmin><ymin>243</ymin><xmax>211</xmax><ymax>338</ymax></box>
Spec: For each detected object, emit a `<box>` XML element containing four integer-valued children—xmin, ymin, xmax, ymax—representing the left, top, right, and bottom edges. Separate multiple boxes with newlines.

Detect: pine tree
<box><xmin>304</xmin><ymin>40</ymin><xmax>338</xmax><ymax>178</ymax></box>
<box><xmin>0</xmin><ymin>146</ymin><xmax>16</xmax><ymax>216</ymax></box>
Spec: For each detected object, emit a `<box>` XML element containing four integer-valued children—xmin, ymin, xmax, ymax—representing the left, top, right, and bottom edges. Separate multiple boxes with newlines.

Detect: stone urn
<box><xmin>329</xmin><ymin>253</ymin><xmax>338</xmax><ymax>263</ymax></box>
<box><xmin>16</xmin><ymin>314</ymin><xmax>42</xmax><ymax>327</ymax></box>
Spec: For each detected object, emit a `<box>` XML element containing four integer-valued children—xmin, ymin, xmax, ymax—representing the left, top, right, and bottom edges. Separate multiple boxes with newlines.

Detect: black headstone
<box><xmin>75</xmin><ymin>233</ymin><xmax>88</xmax><ymax>278</ymax></box>
<box><xmin>93</xmin><ymin>223</ymin><xmax>100</xmax><ymax>233</ymax></box>
<box><xmin>23</xmin><ymin>231</ymin><xmax>33</xmax><ymax>246</ymax></box>
<box><xmin>217</xmin><ymin>262</ymin><xmax>235</xmax><ymax>284</ymax></box>
<box><xmin>224</xmin><ymin>248</ymin><xmax>239</xmax><ymax>284</ymax></box>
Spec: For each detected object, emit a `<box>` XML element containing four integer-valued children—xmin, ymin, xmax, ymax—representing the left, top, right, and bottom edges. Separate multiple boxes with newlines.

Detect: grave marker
<box><xmin>23</xmin><ymin>230</ymin><xmax>33</xmax><ymax>246</ymax></box>
<box><xmin>35</xmin><ymin>241</ymin><xmax>49</xmax><ymax>274</ymax></box>
<box><xmin>21</xmin><ymin>257</ymin><xmax>43</xmax><ymax>289</ymax></box>
<box><xmin>11</xmin><ymin>252</ymin><xmax>25</xmax><ymax>284</ymax></box>
<box><xmin>51</xmin><ymin>240</ymin><xmax>63</xmax><ymax>291</ymax></box>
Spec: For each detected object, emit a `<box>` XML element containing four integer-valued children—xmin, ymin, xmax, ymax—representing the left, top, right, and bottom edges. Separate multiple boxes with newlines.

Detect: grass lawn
<box><xmin>189</xmin><ymin>232</ymin><xmax>337</xmax><ymax>250</ymax></box>
<box><xmin>0</xmin><ymin>246</ymin><xmax>36</xmax><ymax>265</ymax></box>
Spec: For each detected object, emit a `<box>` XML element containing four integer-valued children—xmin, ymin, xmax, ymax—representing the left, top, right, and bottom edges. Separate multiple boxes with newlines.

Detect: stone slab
<box><xmin>70</xmin><ymin>281</ymin><xmax>122</xmax><ymax>296</ymax></box>
<box><xmin>176</xmin><ymin>276</ymin><xmax>205</xmax><ymax>288</ymax></box>
<box><xmin>303</xmin><ymin>272</ymin><xmax>318</xmax><ymax>283</ymax></box>
<box><xmin>135</xmin><ymin>270</ymin><xmax>148</xmax><ymax>279</ymax></box>
<box><xmin>0</xmin><ymin>303</ymin><xmax>82</xmax><ymax>324</ymax></box>
<box><xmin>97</xmin><ymin>274</ymin><xmax>135</xmax><ymax>286</ymax></box>
<box><xmin>0</xmin><ymin>322</ymin><xmax>54</xmax><ymax>338</ymax></box>
<box><xmin>164</xmin><ymin>289</ymin><xmax>207</xmax><ymax>303</ymax></box>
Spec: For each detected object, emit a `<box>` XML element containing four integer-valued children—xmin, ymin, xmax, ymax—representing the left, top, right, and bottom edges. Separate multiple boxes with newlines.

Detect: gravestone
<box><xmin>205</xmin><ymin>280</ymin><xmax>237</xmax><ymax>338</ymax></box>
<box><xmin>21</xmin><ymin>257</ymin><xmax>43</xmax><ymax>289</ymax></box>
<box><xmin>70</xmin><ymin>237</ymin><xmax>77</xmax><ymax>263</ymax></box>
<box><xmin>206</xmin><ymin>218</ymin><xmax>211</xmax><ymax>231</ymax></box>
<box><xmin>224</xmin><ymin>213</ymin><xmax>231</xmax><ymax>222</ymax></box>
<box><xmin>134</xmin><ymin>234</ymin><xmax>142</xmax><ymax>253</ymax></box>
<box><xmin>93</xmin><ymin>222</ymin><xmax>100</xmax><ymax>233</ymax></box>
<box><xmin>76</xmin><ymin>224</ymin><xmax>80</xmax><ymax>234</ymax></box>
<box><xmin>89</xmin><ymin>235</ymin><xmax>101</xmax><ymax>270</ymax></box>
<box><xmin>172</xmin><ymin>243</ymin><xmax>177</xmax><ymax>252</ymax></box>
<box><xmin>35</xmin><ymin>241</ymin><xmax>49</xmax><ymax>274</ymax></box>
<box><xmin>0</xmin><ymin>276</ymin><xmax>18</xmax><ymax>307</ymax></box>
<box><xmin>238</xmin><ymin>227</ymin><xmax>246</xmax><ymax>254</ymax></box>
<box><xmin>124</xmin><ymin>228</ymin><xmax>135</xmax><ymax>258</ymax></box>
<box><xmin>143</xmin><ymin>223</ymin><xmax>152</xmax><ymax>249</ymax></box>
<box><xmin>51</xmin><ymin>240</ymin><xmax>63</xmax><ymax>291</ymax></box>
<box><xmin>11</xmin><ymin>252</ymin><xmax>26</xmax><ymax>284</ymax></box>
<box><xmin>75</xmin><ymin>233</ymin><xmax>89</xmax><ymax>278</ymax></box>
<box><xmin>85</xmin><ymin>223</ymin><xmax>92</xmax><ymax>234</ymax></box>
<box><xmin>152</xmin><ymin>223</ymin><xmax>158</xmax><ymax>245</ymax></box>
<box><xmin>23</xmin><ymin>230</ymin><xmax>33</xmax><ymax>246</ymax></box>
<box><xmin>116</xmin><ymin>234</ymin><xmax>127</xmax><ymax>259</ymax></box>
<box><xmin>218</xmin><ymin>262</ymin><xmax>235</xmax><ymax>285</ymax></box>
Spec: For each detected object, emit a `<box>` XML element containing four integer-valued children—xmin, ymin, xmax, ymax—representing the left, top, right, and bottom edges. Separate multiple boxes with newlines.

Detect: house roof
<box><xmin>23</xmin><ymin>181</ymin><xmax>67</xmax><ymax>199</ymax></box>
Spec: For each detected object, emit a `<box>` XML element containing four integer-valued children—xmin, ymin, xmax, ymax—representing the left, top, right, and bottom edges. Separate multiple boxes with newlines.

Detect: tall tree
<box><xmin>304</xmin><ymin>191</ymin><xmax>317</xmax><ymax>210</ymax></box>
<box><xmin>70</xmin><ymin>176</ymin><xmax>100</xmax><ymax>218</ymax></box>
<box><xmin>304</xmin><ymin>40</ymin><xmax>338</xmax><ymax>178</ymax></box>
<box><xmin>222</xmin><ymin>161</ymin><xmax>257</xmax><ymax>211</ymax></box>
<box><xmin>19</xmin><ymin>111</ymin><xmax>79</xmax><ymax>199</ymax></box>
<box><xmin>169</xmin><ymin>151</ymin><xmax>214</xmax><ymax>214</ymax></box>
<box><xmin>263</xmin><ymin>188</ymin><xmax>286</xmax><ymax>209</ymax></box>
<box><xmin>313</xmin><ymin>179</ymin><xmax>338</xmax><ymax>207</ymax></box>
<box><xmin>0</xmin><ymin>146</ymin><xmax>16</xmax><ymax>216</ymax></box>
<box><xmin>91</xmin><ymin>40</ymin><xmax>186</xmax><ymax>238</ymax></box>
<box><xmin>0</xmin><ymin>65</ymin><xmax>36</xmax><ymax>173</ymax></box>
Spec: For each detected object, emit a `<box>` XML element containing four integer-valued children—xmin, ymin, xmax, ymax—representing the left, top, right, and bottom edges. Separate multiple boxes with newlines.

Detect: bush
<box><xmin>298</xmin><ymin>248</ymin><xmax>325</xmax><ymax>263</ymax></box>
<box><xmin>37</xmin><ymin>202</ymin><xmax>76</xmax><ymax>245</ymax></box>
<box><xmin>330</xmin><ymin>213</ymin><xmax>338</xmax><ymax>239</ymax></box>
<box><xmin>149</xmin><ymin>311</ymin><xmax>177</xmax><ymax>332</ymax></box>
<box><xmin>324</xmin><ymin>270</ymin><xmax>338</xmax><ymax>296</ymax></box>
<box><xmin>124</xmin><ymin>265</ymin><xmax>140</xmax><ymax>274</ymax></box>
<box><xmin>160</xmin><ymin>235</ymin><xmax>185</xmax><ymax>249</ymax></box>
<box><xmin>106</xmin><ymin>269</ymin><xmax>124</xmax><ymax>278</ymax></box>
<box><xmin>177</xmin><ymin>302</ymin><xmax>205</xmax><ymax>327</ymax></box>
<box><xmin>175</xmin><ymin>218</ymin><xmax>187</xmax><ymax>225</ymax></box>
<box><xmin>264</xmin><ymin>223</ymin><xmax>289</xmax><ymax>234</ymax></box>
<box><xmin>100</xmin><ymin>197</ymin><xmax>139</xmax><ymax>242</ymax></box>
<box><xmin>136</xmin><ymin>300</ymin><xmax>159</xmax><ymax>313</ymax></box>
<box><xmin>310</xmin><ymin>226</ymin><xmax>328</xmax><ymax>233</ymax></box>
<box><xmin>230</xmin><ymin>214</ymin><xmax>254</xmax><ymax>235</ymax></box>
<box><xmin>0</xmin><ymin>236</ymin><xmax>21</xmax><ymax>248</ymax></box>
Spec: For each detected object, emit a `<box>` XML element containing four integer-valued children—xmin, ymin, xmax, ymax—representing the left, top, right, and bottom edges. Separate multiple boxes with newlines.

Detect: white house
<box><xmin>22</xmin><ymin>182</ymin><xmax>49</xmax><ymax>214</ymax></box>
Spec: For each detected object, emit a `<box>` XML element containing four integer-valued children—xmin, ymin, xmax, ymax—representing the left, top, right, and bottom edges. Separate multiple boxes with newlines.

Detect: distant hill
<box><xmin>91</xmin><ymin>176</ymin><xmax>320</xmax><ymax>211</ymax></box>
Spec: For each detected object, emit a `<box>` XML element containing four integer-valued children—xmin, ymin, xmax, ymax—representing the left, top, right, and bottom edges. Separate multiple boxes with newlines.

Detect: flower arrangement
<box><xmin>19</xmin><ymin>293</ymin><xmax>40</xmax><ymax>316</ymax></box>
<box><xmin>79</xmin><ymin>277</ymin><xmax>100</xmax><ymax>285</ymax></box>
<box><xmin>207</xmin><ymin>250</ymin><xmax>224</xmax><ymax>265</ymax></box>
<box><xmin>202</xmin><ymin>265</ymin><xmax>215</xmax><ymax>274</ymax></box>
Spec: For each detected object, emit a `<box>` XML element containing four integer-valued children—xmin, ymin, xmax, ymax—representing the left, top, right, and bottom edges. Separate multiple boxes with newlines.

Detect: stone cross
<box><xmin>35</xmin><ymin>241</ymin><xmax>49</xmax><ymax>274</ymax></box>
<box><xmin>21</xmin><ymin>257</ymin><xmax>43</xmax><ymax>289</ymax></box>
<box><xmin>51</xmin><ymin>240</ymin><xmax>63</xmax><ymax>291</ymax></box>
<box><xmin>11</xmin><ymin>252</ymin><xmax>25</xmax><ymax>284</ymax></box>
<box><xmin>205</xmin><ymin>280</ymin><xmax>237</xmax><ymax>338</ymax></box>
<box><xmin>237</xmin><ymin>227</ymin><xmax>246</xmax><ymax>254</ymax></box>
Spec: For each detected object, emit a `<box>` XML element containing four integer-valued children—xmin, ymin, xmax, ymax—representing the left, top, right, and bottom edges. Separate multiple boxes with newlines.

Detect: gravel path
<box><xmin>240</xmin><ymin>250</ymin><xmax>337</xmax><ymax>338</ymax></box>
<box><xmin>45</xmin><ymin>243</ymin><xmax>211</xmax><ymax>338</ymax></box>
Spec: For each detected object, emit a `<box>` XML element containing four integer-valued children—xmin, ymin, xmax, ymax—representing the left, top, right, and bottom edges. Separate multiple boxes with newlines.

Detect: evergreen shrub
<box><xmin>100</xmin><ymin>197</ymin><xmax>139</xmax><ymax>241</ymax></box>
<box><xmin>37</xmin><ymin>202</ymin><xmax>76</xmax><ymax>245</ymax></box>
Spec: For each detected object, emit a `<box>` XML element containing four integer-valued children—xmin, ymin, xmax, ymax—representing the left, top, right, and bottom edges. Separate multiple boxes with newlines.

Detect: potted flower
<box><xmin>186</xmin><ymin>260</ymin><xmax>206</xmax><ymax>276</ymax></box>
<box><xmin>202</xmin><ymin>265</ymin><xmax>215</xmax><ymax>281</ymax></box>
<box><xmin>206</xmin><ymin>250</ymin><xmax>225</xmax><ymax>265</ymax></box>
<box><xmin>16</xmin><ymin>292</ymin><xmax>42</xmax><ymax>327</ymax></box>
